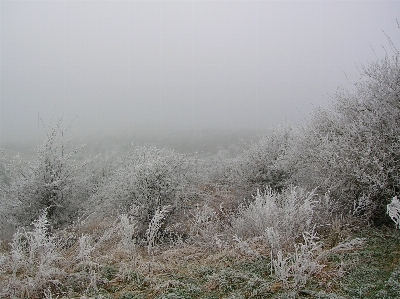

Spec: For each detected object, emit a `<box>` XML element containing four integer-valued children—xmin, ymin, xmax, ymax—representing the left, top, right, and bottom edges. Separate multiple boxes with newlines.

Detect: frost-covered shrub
<box><xmin>118</xmin><ymin>214</ymin><xmax>139</xmax><ymax>254</ymax></box>
<box><xmin>0</xmin><ymin>117</ymin><xmax>93</xmax><ymax>228</ymax></box>
<box><xmin>0</xmin><ymin>209</ymin><xmax>64</xmax><ymax>299</ymax></box>
<box><xmin>146</xmin><ymin>205</ymin><xmax>170</xmax><ymax>255</ymax></box>
<box><xmin>220</xmin><ymin>126</ymin><xmax>293</xmax><ymax>195</ymax></box>
<box><xmin>0</xmin><ymin>160</ymin><xmax>8</xmax><ymax>185</ymax></box>
<box><xmin>286</xmin><ymin>40</ymin><xmax>400</xmax><ymax>223</ymax></box>
<box><xmin>91</xmin><ymin>146</ymin><xmax>199</xmax><ymax>239</ymax></box>
<box><xmin>387</xmin><ymin>196</ymin><xmax>400</xmax><ymax>228</ymax></box>
<box><xmin>188</xmin><ymin>203</ymin><xmax>225</xmax><ymax>247</ymax></box>
<box><xmin>231</xmin><ymin>187</ymin><xmax>317</xmax><ymax>247</ymax></box>
<box><xmin>81</xmin><ymin>149</ymin><xmax>119</xmax><ymax>197</ymax></box>
<box><xmin>75</xmin><ymin>234</ymin><xmax>100</xmax><ymax>292</ymax></box>
<box><xmin>269</xmin><ymin>227</ymin><xmax>324</xmax><ymax>290</ymax></box>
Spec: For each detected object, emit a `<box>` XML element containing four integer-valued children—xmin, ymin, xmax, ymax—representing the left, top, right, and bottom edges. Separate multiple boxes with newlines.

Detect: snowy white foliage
<box><xmin>77</xmin><ymin>234</ymin><xmax>95</xmax><ymax>268</ymax></box>
<box><xmin>219</xmin><ymin>126</ymin><xmax>293</xmax><ymax>193</ymax></box>
<box><xmin>146</xmin><ymin>205</ymin><xmax>170</xmax><ymax>255</ymax></box>
<box><xmin>0</xmin><ymin>209</ymin><xmax>64</xmax><ymax>298</ymax></box>
<box><xmin>0</xmin><ymin>117</ymin><xmax>94</xmax><ymax>228</ymax></box>
<box><xmin>285</xmin><ymin>44</ymin><xmax>400</xmax><ymax>220</ymax></box>
<box><xmin>265</xmin><ymin>227</ymin><xmax>282</xmax><ymax>257</ymax></box>
<box><xmin>118</xmin><ymin>214</ymin><xmax>138</xmax><ymax>254</ymax></box>
<box><xmin>91</xmin><ymin>146</ymin><xmax>199</xmax><ymax>239</ymax></box>
<box><xmin>233</xmin><ymin>234</ymin><xmax>256</xmax><ymax>256</ymax></box>
<box><xmin>270</xmin><ymin>227</ymin><xmax>324</xmax><ymax>290</ymax></box>
<box><xmin>232</xmin><ymin>187</ymin><xmax>317</xmax><ymax>245</ymax></box>
<box><xmin>231</xmin><ymin>186</ymin><xmax>325</xmax><ymax>289</ymax></box>
<box><xmin>0</xmin><ymin>37</ymin><xmax>397</xmax><ymax>296</ymax></box>
<box><xmin>188</xmin><ymin>203</ymin><xmax>224</xmax><ymax>247</ymax></box>
<box><xmin>387</xmin><ymin>196</ymin><xmax>400</xmax><ymax>228</ymax></box>
<box><xmin>76</xmin><ymin>234</ymin><xmax>100</xmax><ymax>292</ymax></box>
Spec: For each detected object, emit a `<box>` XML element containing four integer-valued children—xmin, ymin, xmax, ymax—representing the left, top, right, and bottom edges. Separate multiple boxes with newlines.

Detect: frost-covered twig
<box><xmin>146</xmin><ymin>205</ymin><xmax>170</xmax><ymax>255</ymax></box>
<box><xmin>387</xmin><ymin>196</ymin><xmax>400</xmax><ymax>228</ymax></box>
<box><xmin>1</xmin><ymin>209</ymin><xmax>64</xmax><ymax>298</ymax></box>
<box><xmin>119</xmin><ymin>214</ymin><xmax>138</xmax><ymax>254</ymax></box>
<box><xmin>233</xmin><ymin>234</ymin><xmax>256</xmax><ymax>256</ymax></box>
<box><xmin>269</xmin><ymin>227</ymin><xmax>324</xmax><ymax>290</ymax></box>
<box><xmin>77</xmin><ymin>234</ymin><xmax>99</xmax><ymax>292</ymax></box>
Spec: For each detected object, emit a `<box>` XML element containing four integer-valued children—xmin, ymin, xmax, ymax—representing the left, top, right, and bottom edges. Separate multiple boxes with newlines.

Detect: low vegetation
<box><xmin>0</xmin><ymin>35</ymin><xmax>399</xmax><ymax>298</ymax></box>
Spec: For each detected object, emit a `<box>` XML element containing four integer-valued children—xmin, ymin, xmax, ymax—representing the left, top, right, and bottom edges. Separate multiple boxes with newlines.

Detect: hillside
<box><xmin>0</xmin><ymin>35</ymin><xmax>399</xmax><ymax>299</ymax></box>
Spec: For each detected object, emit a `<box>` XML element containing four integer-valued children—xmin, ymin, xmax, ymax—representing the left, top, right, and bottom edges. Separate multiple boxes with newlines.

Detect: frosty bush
<box><xmin>188</xmin><ymin>203</ymin><xmax>225</xmax><ymax>247</ymax></box>
<box><xmin>387</xmin><ymin>196</ymin><xmax>400</xmax><ymax>228</ymax></box>
<box><xmin>231</xmin><ymin>187</ymin><xmax>317</xmax><ymax>247</ymax></box>
<box><xmin>286</xmin><ymin>36</ymin><xmax>400</xmax><ymax>223</ymax></box>
<box><xmin>0</xmin><ymin>209</ymin><xmax>64</xmax><ymax>298</ymax></box>
<box><xmin>221</xmin><ymin>126</ymin><xmax>293</xmax><ymax>194</ymax></box>
<box><xmin>91</xmin><ymin>146</ymin><xmax>199</xmax><ymax>240</ymax></box>
<box><xmin>0</xmin><ymin>117</ymin><xmax>93</xmax><ymax>228</ymax></box>
<box><xmin>269</xmin><ymin>227</ymin><xmax>324</xmax><ymax>290</ymax></box>
<box><xmin>76</xmin><ymin>234</ymin><xmax>100</xmax><ymax>292</ymax></box>
<box><xmin>146</xmin><ymin>205</ymin><xmax>170</xmax><ymax>255</ymax></box>
<box><xmin>118</xmin><ymin>214</ymin><xmax>138</xmax><ymax>254</ymax></box>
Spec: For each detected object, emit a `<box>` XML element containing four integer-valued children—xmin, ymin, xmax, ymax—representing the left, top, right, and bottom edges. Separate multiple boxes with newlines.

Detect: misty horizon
<box><xmin>1</xmin><ymin>1</ymin><xmax>399</xmax><ymax>146</ymax></box>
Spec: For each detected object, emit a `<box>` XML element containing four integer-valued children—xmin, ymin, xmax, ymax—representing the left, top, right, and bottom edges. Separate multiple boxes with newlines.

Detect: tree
<box><xmin>288</xmin><ymin>34</ymin><xmax>400</xmax><ymax>223</ymax></box>
<box><xmin>0</xmin><ymin>116</ymin><xmax>92</xmax><ymax>228</ymax></box>
<box><xmin>89</xmin><ymin>146</ymin><xmax>199</xmax><ymax>239</ymax></box>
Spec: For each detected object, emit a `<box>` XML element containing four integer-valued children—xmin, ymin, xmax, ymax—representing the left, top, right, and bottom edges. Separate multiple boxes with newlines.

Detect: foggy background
<box><xmin>1</xmin><ymin>0</ymin><xmax>399</xmax><ymax>148</ymax></box>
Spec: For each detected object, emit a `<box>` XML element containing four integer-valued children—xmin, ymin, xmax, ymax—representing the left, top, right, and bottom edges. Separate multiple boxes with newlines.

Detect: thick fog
<box><xmin>1</xmin><ymin>1</ymin><xmax>399</xmax><ymax>145</ymax></box>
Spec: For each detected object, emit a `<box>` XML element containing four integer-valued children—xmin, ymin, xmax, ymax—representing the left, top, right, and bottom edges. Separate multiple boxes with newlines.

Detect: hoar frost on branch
<box><xmin>0</xmin><ymin>116</ymin><xmax>94</xmax><ymax>229</ymax></box>
<box><xmin>89</xmin><ymin>146</ymin><xmax>199</xmax><ymax>241</ymax></box>
<box><xmin>387</xmin><ymin>196</ymin><xmax>400</xmax><ymax>228</ymax></box>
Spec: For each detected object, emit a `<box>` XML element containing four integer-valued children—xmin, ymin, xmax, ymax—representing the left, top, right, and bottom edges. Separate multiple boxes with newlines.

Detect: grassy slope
<box><xmin>47</xmin><ymin>226</ymin><xmax>400</xmax><ymax>299</ymax></box>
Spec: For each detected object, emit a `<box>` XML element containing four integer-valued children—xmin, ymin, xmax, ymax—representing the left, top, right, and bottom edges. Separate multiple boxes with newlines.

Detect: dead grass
<box><xmin>1</xmin><ymin>193</ymin><xmax>400</xmax><ymax>299</ymax></box>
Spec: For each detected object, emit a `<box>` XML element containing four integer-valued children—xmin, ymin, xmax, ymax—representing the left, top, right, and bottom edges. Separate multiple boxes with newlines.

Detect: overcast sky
<box><xmin>1</xmin><ymin>0</ymin><xmax>399</xmax><ymax>144</ymax></box>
